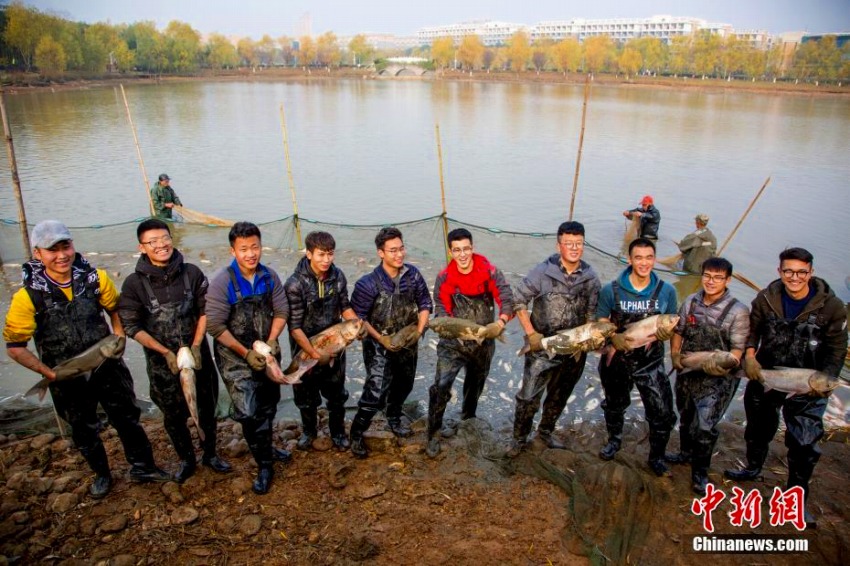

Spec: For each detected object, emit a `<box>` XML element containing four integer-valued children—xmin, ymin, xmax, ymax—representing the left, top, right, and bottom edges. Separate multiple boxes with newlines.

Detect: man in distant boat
<box><xmin>151</xmin><ymin>173</ymin><xmax>182</xmax><ymax>220</ymax></box>
<box><xmin>623</xmin><ymin>195</ymin><xmax>660</xmax><ymax>240</ymax></box>
<box><xmin>4</xmin><ymin>220</ymin><xmax>171</xmax><ymax>499</ymax></box>
<box><xmin>119</xmin><ymin>219</ymin><xmax>231</xmax><ymax>484</ymax></box>
<box><xmin>676</xmin><ymin>213</ymin><xmax>717</xmax><ymax>274</ymax></box>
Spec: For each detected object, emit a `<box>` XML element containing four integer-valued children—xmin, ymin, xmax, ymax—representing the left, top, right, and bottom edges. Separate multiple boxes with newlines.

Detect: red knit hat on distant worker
<box><xmin>641</xmin><ymin>195</ymin><xmax>654</xmax><ymax>205</ymax></box>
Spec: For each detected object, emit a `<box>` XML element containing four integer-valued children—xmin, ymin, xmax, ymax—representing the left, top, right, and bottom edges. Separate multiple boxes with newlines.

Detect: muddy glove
<box><xmin>743</xmin><ymin>357</ymin><xmax>763</xmax><ymax>383</ymax></box>
<box><xmin>244</xmin><ymin>350</ymin><xmax>267</xmax><ymax>372</ymax></box>
<box><xmin>610</xmin><ymin>333</ymin><xmax>635</xmax><ymax>352</ymax></box>
<box><xmin>526</xmin><ymin>332</ymin><xmax>544</xmax><ymax>352</ymax></box>
<box><xmin>164</xmin><ymin>351</ymin><xmax>179</xmax><ymax>375</ymax></box>
<box><xmin>483</xmin><ymin>322</ymin><xmax>503</xmax><ymax>340</ymax></box>
<box><xmin>654</xmin><ymin>326</ymin><xmax>675</xmax><ymax>342</ymax></box>
<box><xmin>377</xmin><ymin>335</ymin><xmax>402</xmax><ymax>352</ymax></box>
<box><xmin>191</xmin><ymin>345</ymin><xmax>202</xmax><ymax>369</ymax></box>
<box><xmin>267</xmin><ymin>339</ymin><xmax>280</xmax><ymax>358</ymax></box>
<box><xmin>671</xmin><ymin>352</ymin><xmax>685</xmax><ymax>372</ymax></box>
<box><xmin>702</xmin><ymin>358</ymin><xmax>728</xmax><ymax>376</ymax></box>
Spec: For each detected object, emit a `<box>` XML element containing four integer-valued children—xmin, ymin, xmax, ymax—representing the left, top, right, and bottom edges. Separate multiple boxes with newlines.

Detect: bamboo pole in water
<box><xmin>435</xmin><ymin>123</ymin><xmax>450</xmax><ymax>262</ymax></box>
<box><xmin>717</xmin><ymin>176</ymin><xmax>771</xmax><ymax>256</ymax></box>
<box><xmin>0</xmin><ymin>92</ymin><xmax>32</xmax><ymax>259</ymax></box>
<box><xmin>279</xmin><ymin>102</ymin><xmax>303</xmax><ymax>249</ymax></box>
<box><xmin>119</xmin><ymin>84</ymin><xmax>155</xmax><ymax>216</ymax></box>
<box><xmin>568</xmin><ymin>74</ymin><xmax>591</xmax><ymax>221</ymax></box>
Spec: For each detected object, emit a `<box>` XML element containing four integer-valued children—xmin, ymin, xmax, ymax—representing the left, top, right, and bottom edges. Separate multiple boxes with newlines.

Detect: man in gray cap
<box><xmin>151</xmin><ymin>173</ymin><xmax>182</xmax><ymax>220</ymax></box>
<box><xmin>677</xmin><ymin>213</ymin><xmax>717</xmax><ymax>274</ymax></box>
<box><xmin>3</xmin><ymin>220</ymin><xmax>170</xmax><ymax>499</ymax></box>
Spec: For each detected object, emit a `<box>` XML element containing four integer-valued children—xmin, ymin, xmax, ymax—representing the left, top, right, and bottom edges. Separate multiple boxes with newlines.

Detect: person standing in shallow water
<box><xmin>506</xmin><ymin>221</ymin><xmax>600</xmax><ymax>458</ymax></box>
<box><xmin>284</xmin><ymin>231</ymin><xmax>359</xmax><ymax>452</ymax></box>
<box><xmin>151</xmin><ymin>173</ymin><xmax>182</xmax><ymax>220</ymax></box>
<box><xmin>4</xmin><ymin>220</ymin><xmax>171</xmax><ymax>499</ymax></box>
<box><xmin>426</xmin><ymin>228</ymin><xmax>513</xmax><ymax>458</ymax></box>
<box><xmin>205</xmin><ymin>222</ymin><xmax>291</xmax><ymax>495</ymax></box>
<box><xmin>677</xmin><ymin>213</ymin><xmax>717</xmax><ymax>274</ymax></box>
<box><xmin>348</xmin><ymin>227</ymin><xmax>432</xmax><ymax>459</ymax></box>
<box><xmin>119</xmin><ymin>219</ymin><xmax>232</xmax><ymax>484</ymax></box>
<box><xmin>623</xmin><ymin>195</ymin><xmax>660</xmax><ymax>240</ymax></box>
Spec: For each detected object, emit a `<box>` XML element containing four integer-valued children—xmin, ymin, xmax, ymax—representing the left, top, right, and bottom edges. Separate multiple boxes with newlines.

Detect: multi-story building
<box><xmin>417</xmin><ymin>21</ymin><xmax>527</xmax><ymax>46</ymax></box>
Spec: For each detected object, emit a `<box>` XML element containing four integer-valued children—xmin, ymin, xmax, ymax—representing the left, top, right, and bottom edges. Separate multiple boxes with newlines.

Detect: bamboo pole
<box><xmin>717</xmin><ymin>176</ymin><xmax>771</xmax><ymax>256</ymax></box>
<box><xmin>0</xmin><ymin>92</ymin><xmax>32</xmax><ymax>258</ymax></box>
<box><xmin>568</xmin><ymin>74</ymin><xmax>591</xmax><ymax>221</ymax></box>
<box><xmin>119</xmin><ymin>84</ymin><xmax>154</xmax><ymax>216</ymax></box>
<box><xmin>279</xmin><ymin>102</ymin><xmax>303</xmax><ymax>249</ymax></box>
<box><xmin>435</xmin><ymin>123</ymin><xmax>450</xmax><ymax>262</ymax></box>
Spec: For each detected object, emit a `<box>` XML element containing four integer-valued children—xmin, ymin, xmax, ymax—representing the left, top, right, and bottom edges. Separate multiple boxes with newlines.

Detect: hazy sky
<box><xmin>23</xmin><ymin>0</ymin><xmax>850</xmax><ymax>38</ymax></box>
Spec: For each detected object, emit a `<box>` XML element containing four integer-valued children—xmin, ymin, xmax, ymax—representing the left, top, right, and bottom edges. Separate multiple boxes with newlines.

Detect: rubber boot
<box><xmin>297</xmin><ymin>408</ymin><xmax>318</xmax><ymax>451</ymax></box>
<box><xmin>252</xmin><ymin>466</ymin><xmax>274</xmax><ymax>495</ymax></box>
<box><xmin>349</xmin><ymin>410</ymin><xmax>373</xmax><ymax>459</ymax></box>
<box><xmin>599</xmin><ymin>413</ymin><xmax>624</xmax><ymax>461</ymax></box>
<box><xmin>328</xmin><ymin>409</ymin><xmax>350</xmax><ymax>451</ymax></box>
<box><xmin>82</xmin><ymin>444</ymin><xmax>112</xmax><ymax>499</ymax></box>
<box><xmin>724</xmin><ymin>442</ymin><xmax>767</xmax><ymax>481</ymax></box>
<box><xmin>537</xmin><ymin>407</ymin><xmax>566</xmax><ymax>449</ymax></box>
<box><xmin>647</xmin><ymin>431</ymin><xmax>671</xmax><ymax>476</ymax></box>
<box><xmin>691</xmin><ymin>452</ymin><xmax>711</xmax><ymax>496</ymax></box>
<box><xmin>175</xmin><ymin>453</ymin><xmax>197</xmax><ymax>484</ymax></box>
<box><xmin>665</xmin><ymin>451</ymin><xmax>691</xmax><ymax>465</ymax></box>
<box><xmin>506</xmin><ymin>400</ymin><xmax>536</xmax><ymax>458</ymax></box>
<box><xmin>386</xmin><ymin>405</ymin><xmax>412</xmax><ymax>438</ymax></box>
<box><xmin>787</xmin><ymin>454</ymin><xmax>817</xmax><ymax>529</ymax></box>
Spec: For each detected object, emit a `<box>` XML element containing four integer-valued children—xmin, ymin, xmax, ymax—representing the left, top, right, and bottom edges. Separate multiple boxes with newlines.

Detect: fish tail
<box><xmin>517</xmin><ymin>345</ymin><xmax>529</xmax><ymax>357</ymax></box>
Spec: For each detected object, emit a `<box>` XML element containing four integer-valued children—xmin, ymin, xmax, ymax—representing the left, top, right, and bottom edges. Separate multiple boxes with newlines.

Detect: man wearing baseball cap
<box><xmin>677</xmin><ymin>213</ymin><xmax>717</xmax><ymax>274</ymax></box>
<box><xmin>151</xmin><ymin>173</ymin><xmax>182</xmax><ymax>220</ymax></box>
<box><xmin>3</xmin><ymin>220</ymin><xmax>170</xmax><ymax>498</ymax></box>
<box><xmin>623</xmin><ymin>195</ymin><xmax>661</xmax><ymax>240</ymax></box>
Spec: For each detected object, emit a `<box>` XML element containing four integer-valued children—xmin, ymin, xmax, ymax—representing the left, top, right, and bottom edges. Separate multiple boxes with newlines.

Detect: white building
<box><xmin>417</xmin><ymin>21</ymin><xmax>528</xmax><ymax>46</ymax></box>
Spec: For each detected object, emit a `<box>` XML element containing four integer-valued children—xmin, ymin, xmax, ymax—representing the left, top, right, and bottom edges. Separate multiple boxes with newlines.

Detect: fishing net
<box><xmin>172</xmin><ymin>205</ymin><xmax>234</xmax><ymax>227</ymax></box>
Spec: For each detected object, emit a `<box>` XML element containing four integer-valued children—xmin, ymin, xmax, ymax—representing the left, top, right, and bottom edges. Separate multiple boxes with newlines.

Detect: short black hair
<box><xmin>779</xmin><ymin>247</ymin><xmax>813</xmax><ymax>265</ymax></box>
<box><xmin>137</xmin><ymin>218</ymin><xmax>171</xmax><ymax>242</ymax></box>
<box><xmin>557</xmin><ymin>221</ymin><xmax>585</xmax><ymax>238</ymax></box>
<box><xmin>375</xmin><ymin>227</ymin><xmax>403</xmax><ymax>250</ymax></box>
<box><xmin>628</xmin><ymin>237</ymin><xmax>656</xmax><ymax>255</ymax></box>
<box><xmin>229</xmin><ymin>221</ymin><xmax>261</xmax><ymax>245</ymax></box>
<box><xmin>702</xmin><ymin>257</ymin><xmax>733</xmax><ymax>277</ymax></box>
<box><xmin>305</xmin><ymin>231</ymin><xmax>336</xmax><ymax>252</ymax></box>
<box><xmin>447</xmin><ymin>228</ymin><xmax>472</xmax><ymax>247</ymax></box>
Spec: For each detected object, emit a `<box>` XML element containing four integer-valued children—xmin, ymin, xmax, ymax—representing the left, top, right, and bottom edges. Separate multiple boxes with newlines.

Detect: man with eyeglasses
<box><xmin>4</xmin><ymin>220</ymin><xmax>170</xmax><ymax>499</ymax></box>
<box><xmin>507</xmin><ymin>221</ymin><xmax>601</xmax><ymax>457</ymax></box>
<box><xmin>119</xmin><ymin>219</ymin><xmax>231</xmax><ymax>484</ymax></box>
<box><xmin>425</xmin><ymin>228</ymin><xmax>513</xmax><ymax>458</ymax></box>
<box><xmin>724</xmin><ymin>248</ymin><xmax>846</xmax><ymax>527</ymax></box>
<box><xmin>666</xmin><ymin>257</ymin><xmax>749</xmax><ymax>495</ymax></box>
<box><xmin>348</xmin><ymin>227</ymin><xmax>432</xmax><ymax>458</ymax></box>
<box><xmin>151</xmin><ymin>173</ymin><xmax>182</xmax><ymax>220</ymax></box>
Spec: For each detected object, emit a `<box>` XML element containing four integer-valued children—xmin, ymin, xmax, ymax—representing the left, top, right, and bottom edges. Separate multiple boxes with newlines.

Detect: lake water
<box><xmin>0</xmin><ymin>78</ymin><xmax>848</xmax><ymax>429</ymax></box>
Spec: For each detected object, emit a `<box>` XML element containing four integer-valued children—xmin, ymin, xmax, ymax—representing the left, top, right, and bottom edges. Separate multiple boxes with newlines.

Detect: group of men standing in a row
<box><xmin>3</xmin><ymin>217</ymin><xmax>846</xmax><ymax>527</ymax></box>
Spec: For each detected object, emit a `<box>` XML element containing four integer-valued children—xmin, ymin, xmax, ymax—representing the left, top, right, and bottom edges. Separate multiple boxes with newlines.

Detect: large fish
<box><xmin>756</xmin><ymin>367</ymin><xmax>838</xmax><ymax>398</ymax></box>
<box><xmin>282</xmin><ymin>319</ymin><xmax>365</xmax><ymax>384</ymax></box>
<box><xmin>390</xmin><ymin>323</ymin><xmax>422</xmax><ymax>350</ymax></box>
<box><xmin>518</xmin><ymin>321</ymin><xmax>616</xmax><ymax>359</ymax></box>
<box><xmin>25</xmin><ymin>334</ymin><xmax>126</xmax><ymax>401</ymax></box>
<box><xmin>677</xmin><ymin>350</ymin><xmax>740</xmax><ymax>375</ymax></box>
<box><xmin>176</xmin><ymin>346</ymin><xmax>204</xmax><ymax>442</ymax></box>
<box><xmin>253</xmin><ymin>340</ymin><xmax>287</xmax><ymax>384</ymax></box>
<box><xmin>604</xmin><ymin>314</ymin><xmax>679</xmax><ymax>365</ymax></box>
<box><xmin>427</xmin><ymin>317</ymin><xmax>504</xmax><ymax>345</ymax></box>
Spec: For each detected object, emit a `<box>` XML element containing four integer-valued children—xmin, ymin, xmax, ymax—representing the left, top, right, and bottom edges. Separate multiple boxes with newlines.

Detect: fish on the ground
<box><xmin>25</xmin><ymin>334</ymin><xmax>126</xmax><ymax>401</ymax></box>
<box><xmin>283</xmin><ymin>319</ymin><xmax>365</xmax><ymax>384</ymax></box>
<box><xmin>755</xmin><ymin>367</ymin><xmax>838</xmax><ymax>398</ymax></box>
<box><xmin>253</xmin><ymin>340</ymin><xmax>288</xmax><ymax>384</ymax></box>
<box><xmin>604</xmin><ymin>314</ymin><xmax>679</xmax><ymax>365</ymax></box>
<box><xmin>677</xmin><ymin>350</ymin><xmax>740</xmax><ymax>375</ymax></box>
<box><xmin>518</xmin><ymin>321</ymin><xmax>616</xmax><ymax>359</ymax></box>
<box><xmin>176</xmin><ymin>346</ymin><xmax>204</xmax><ymax>442</ymax></box>
<box><xmin>427</xmin><ymin>317</ymin><xmax>504</xmax><ymax>345</ymax></box>
<box><xmin>390</xmin><ymin>323</ymin><xmax>421</xmax><ymax>350</ymax></box>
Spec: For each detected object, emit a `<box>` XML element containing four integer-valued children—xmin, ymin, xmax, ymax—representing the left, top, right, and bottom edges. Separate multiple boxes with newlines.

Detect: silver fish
<box><xmin>283</xmin><ymin>319</ymin><xmax>365</xmax><ymax>384</ymax></box>
<box><xmin>176</xmin><ymin>346</ymin><xmax>204</xmax><ymax>442</ymax></box>
<box><xmin>518</xmin><ymin>321</ymin><xmax>616</xmax><ymax>359</ymax></box>
<box><xmin>758</xmin><ymin>367</ymin><xmax>838</xmax><ymax>398</ymax></box>
<box><xmin>428</xmin><ymin>317</ymin><xmax>504</xmax><ymax>345</ymax></box>
<box><xmin>678</xmin><ymin>350</ymin><xmax>739</xmax><ymax>375</ymax></box>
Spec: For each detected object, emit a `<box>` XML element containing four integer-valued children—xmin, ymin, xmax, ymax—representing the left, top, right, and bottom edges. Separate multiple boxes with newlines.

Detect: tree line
<box><xmin>1</xmin><ymin>2</ymin><xmax>847</xmax><ymax>83</ymax></box>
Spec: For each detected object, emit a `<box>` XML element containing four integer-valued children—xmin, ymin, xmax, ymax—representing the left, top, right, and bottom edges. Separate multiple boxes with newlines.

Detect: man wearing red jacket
<box><xmin>426</xmin><ymin>228</ymin><xmax>513</xmax><ymax>458</ymax></box>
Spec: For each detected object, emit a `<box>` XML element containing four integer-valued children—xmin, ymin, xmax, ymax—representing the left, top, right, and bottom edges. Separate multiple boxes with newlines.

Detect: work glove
<box><xmin>245</xmin><ymin>350</ymin><xmax>267</xmax><ymax>372</ymax></box>
<box><xmin>191</xmin><ymin>345</ymin><xmax>202</xmax><ymax>370</ymax></box>
<box><xmin>671</xmin><ymin>351</ymin><xmax>685</xmax><ymax>372</ymax></box>
<box><xmin>314</xmin><ymin>351</ymin><xmax>332</xmax><ymax>366</ymax></box>
<box><xmin>743</xmin><ymin>357</ymin><xmax>763</xmax><ymax>383</ymax></box>
<box><xmin>483</xmin><ymin>322</ymin><xmax>504</xmax><ymax>340</ymax></box>
<box><xmin>164</xmin><ymin>351</ymin><xmax>179</xmax><ymax>375</ymax></box>
<box><xmin>655</xmin><ymin>326</ymin><xmax>675</xmax><ymax>342</ymax></box>
<box><xmin>610</xmin><ymin>333</ymin><xmax>635</xmax><ymax>352</ymax></box>
<box><xmin>526</xmin><ymin>332</ymin><xmax>544</xmax><ymax>352</ymax></box>
<box><xmin>377</xmin><ymin>335</ymin><xmax>402</xmax><ymax>352</ymax></box>
<box><xmin>267</xmin><ymin>339</ymin><xmax>281</xmax><ymax>358</ymax></box>
<box><xmin>702</xmin><ymin>358</ymin><xmax>728</xmax><ymax>376</ymax></box>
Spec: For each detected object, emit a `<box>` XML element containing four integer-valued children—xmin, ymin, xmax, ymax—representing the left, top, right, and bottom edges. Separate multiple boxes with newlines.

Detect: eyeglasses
<box><xmin>558</xmin><ymin>241</ymin><xmax>584</xmax><ymax>249</ymax></box>
<box><xmin>383</xmin><ymin>246</ymin><xmax>405</xmax><ymax>255</ymax></box>
<box><xmin>142</xmin><ymin>235</ymin><xmax>173</xmax><ymax>247</ymax></box>
<box><xmin>701</xmin><ymin>273</ymin><xmax>728</xmax><ymax>282</ymax></box>
<box><xmin>450</xmin><ymin>246</ymin><xmax>473</xmax><ymax>256</ymax></box>
<box><xmin>780</xmin><ymin>269</ymin><xmax>811</xmax><ymax>279</ymax></box>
